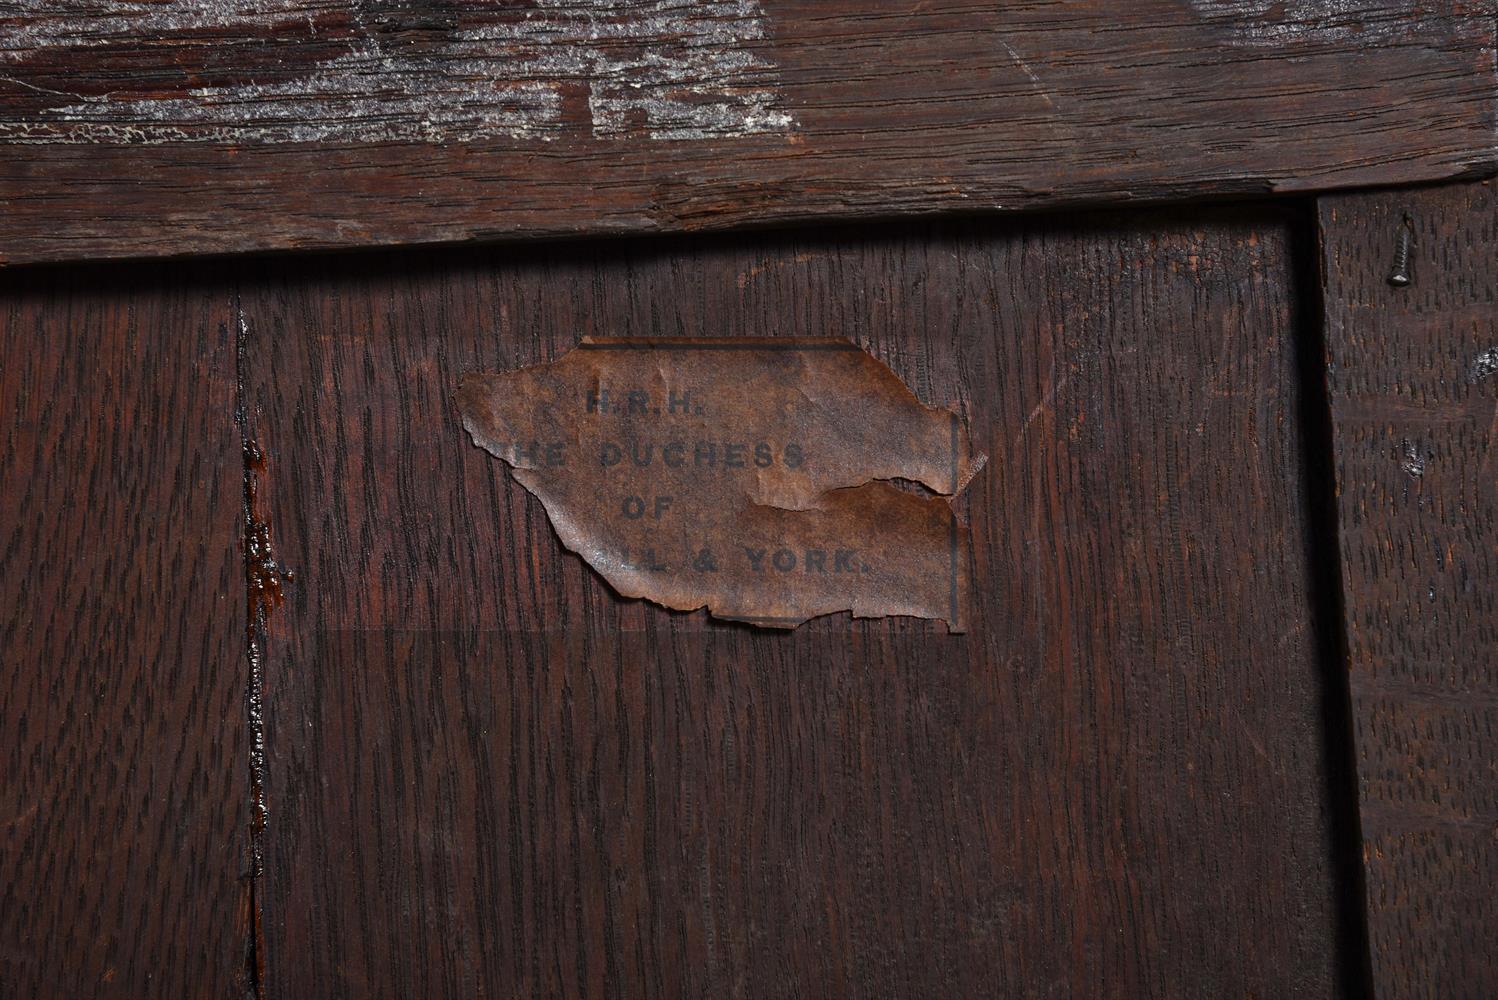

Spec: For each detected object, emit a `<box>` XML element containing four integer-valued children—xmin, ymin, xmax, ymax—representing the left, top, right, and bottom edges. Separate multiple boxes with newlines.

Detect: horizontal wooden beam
<box><xmin>0</xmin><ymin>1</ymin><xmax>1493</xmax><ymax>264</ymax></box>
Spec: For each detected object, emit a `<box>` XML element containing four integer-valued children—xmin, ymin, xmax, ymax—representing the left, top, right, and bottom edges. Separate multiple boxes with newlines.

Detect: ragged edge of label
<box><xmin>457</xmin><ymin>337</ymin><xmax>986</xmax><ymax>631</ymax></box>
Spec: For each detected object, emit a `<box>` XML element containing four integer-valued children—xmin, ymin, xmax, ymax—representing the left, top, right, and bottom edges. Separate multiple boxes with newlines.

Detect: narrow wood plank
<box><xmin>1319</xmin><ymin>183</ymin><xmax>1498</xmax><ymax>999</ymax></box>
<box><xmin>240</xmin><ymin>207</ymin><xmax>1347</xmax><ymax>997</ymax></box>
<box><xmin>0</xmin><ymin>1</ymin><xmax>1492</xmax><ymax>265</ymax></box>
<box><xmin>0</xmin><ymin>266</ymin><xmax>250</xmax><ymax>996</ymax></box>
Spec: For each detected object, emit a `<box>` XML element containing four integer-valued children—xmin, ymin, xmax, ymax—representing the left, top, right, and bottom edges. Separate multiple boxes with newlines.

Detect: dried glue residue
<box><xmin>457</xmin><ymin>338</ymin><xmax>985</xmax><ymax>630</ymax></box>
<box><xmin>0</xmin><ymin>0</ymin><xmax>796</xmax><ymax>144</ymax></box>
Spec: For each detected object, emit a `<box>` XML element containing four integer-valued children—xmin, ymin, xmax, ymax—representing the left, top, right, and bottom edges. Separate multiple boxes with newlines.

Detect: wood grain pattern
<box><xmin>236</xmin><ymin>207</ymin><xmax>1350</xmax><ymax>997</ymax></box>
<box><xmin>0</xmin><ymin>265</ymin><xmax>249</xmax><ymax>997</ymax></box>
<box><xmin>0</xmin><ymin>1</ymin><xmax>1492</xmax><ymax>265</ymax></box>
<box><xmin>1319</xmin><ymin>182</ymin><xmax>1498</xmax><ymax>999</ymax></box>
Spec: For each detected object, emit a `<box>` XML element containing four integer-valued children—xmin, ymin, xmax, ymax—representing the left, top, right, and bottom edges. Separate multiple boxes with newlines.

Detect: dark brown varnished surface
<box><xmin>231</xmin><ymin>208</ymin><xmax>1349</xmax><ymax>997</ymax></box>
<box><xmin>0</xmin><ymin>2</ymin><xmax>1492</xmax><ymax>264</ymax></box>
<box><xmin>1319</xmin><ymin>183</ymin><xmax>1498</xmax><ymax>1000</ymax></box>
<box><xmin>0</xmin><ymin>266</ymin><xmax>249</xmax><ymax>997</ymax></box>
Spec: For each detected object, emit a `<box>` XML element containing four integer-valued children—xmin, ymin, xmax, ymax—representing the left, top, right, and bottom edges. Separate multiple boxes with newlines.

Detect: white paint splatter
<box><xmin>0</xmin><ymin>1</ymin><xmax>320</xmax><ymax>54</ymax></box>
<box><xmin>1189</xmin><ymin>1</ymin><xmax>1452</xmax><ymax>47</ymax></box>
<box><xmin>1471</xmin><ymin>347</ymin><xmax>1498</xmax><ymax>383</ymax></box>
<box><xmin>1402</xmin><ymin>439</ymin><xmax>1425</xmax><ymax>479</ymax></box>
<box><xmin>0</xmin><ymin>0</ymin><xmax>795</xmax><ymax>143</ymax></box>
<box><xmin>29</xmin><ymin>44</ymin><xmax>569</xmax><ymax>144</ymax></box>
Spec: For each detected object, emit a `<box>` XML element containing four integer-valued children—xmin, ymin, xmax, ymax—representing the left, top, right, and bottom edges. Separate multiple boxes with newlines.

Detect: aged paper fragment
<box><xmin>457</xmin><ymin>338</ymin><xmax>984</xmax><ymax>629</ymax></box>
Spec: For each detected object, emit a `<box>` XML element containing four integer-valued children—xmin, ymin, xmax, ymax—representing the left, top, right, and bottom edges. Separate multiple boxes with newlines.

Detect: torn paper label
<box><xmin>457</xmin><ymin>338</ymin><xmax>984</xmax><ymax>630</ymax></box>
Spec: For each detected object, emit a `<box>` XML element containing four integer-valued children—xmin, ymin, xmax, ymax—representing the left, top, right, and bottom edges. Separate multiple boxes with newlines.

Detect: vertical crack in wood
<box><xmin>1293</xmin><ymin>199</ymin><xmax>1375</xmax><ymax>999</ymax></box>
<box><xmin>233</xmin><ymin>292</ymin><xmax>273</xmax><ymax>1000</ymax></box>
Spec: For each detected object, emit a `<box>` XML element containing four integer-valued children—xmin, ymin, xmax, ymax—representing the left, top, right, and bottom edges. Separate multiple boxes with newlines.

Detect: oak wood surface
<box><xmin>0</xmin><ymin>1</ymin><xmax>1492</xmax><ymax>265</ymax></box>
<box><xmin>0</xmin><ymin>265</ymin><xmax>249</xmax><ymax>997</ymax></box>
<box><xmin>233</xmin><ymin>206</ymin><xmax>1351</xmax><ymax>997</ymax></box>
<box><xmin>1319</xmin><ymin>182</ymin><xmax>1498</xmax><ymax>1000</ymax></box>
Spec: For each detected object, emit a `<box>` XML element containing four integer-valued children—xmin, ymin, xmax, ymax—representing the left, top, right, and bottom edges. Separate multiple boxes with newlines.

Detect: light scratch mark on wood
<box><xmin>996</xmin><ymin>39</ymin><xmax>1055</xmax><ymax>111</ymax></box>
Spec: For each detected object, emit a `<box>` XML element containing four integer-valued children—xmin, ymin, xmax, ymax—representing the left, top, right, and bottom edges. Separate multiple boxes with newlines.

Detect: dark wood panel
<box><xmin>238</xmin><ymin>207</ymin><xmax>1347</xmax><ymax>997</ymax></box>
<box><xmin>0</xmin><ymin>2</ymin><xmax>1492</xmax><ymax>265</ymax></box>
<box><xmin>0</xmin><ymin>266</ymin><xmax>249</xmax><ymax>997</ymax></box>
<box><xmin>1319</xmin><ymin>183</ymin><xmax>1498</xmax><ymax>999</ymax></box>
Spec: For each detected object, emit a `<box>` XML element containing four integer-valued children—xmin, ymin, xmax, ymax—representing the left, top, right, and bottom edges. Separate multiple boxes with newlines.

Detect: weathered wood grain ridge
<box><xmin>0</xmin><ymin>1</ymin><xmax>1493</xmax><ymax>264</ymax></box>
<box><xmin>1320</xmin><ymin>182</ymin><xmax>1498</xmax><ymax>1000</ymax></box>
